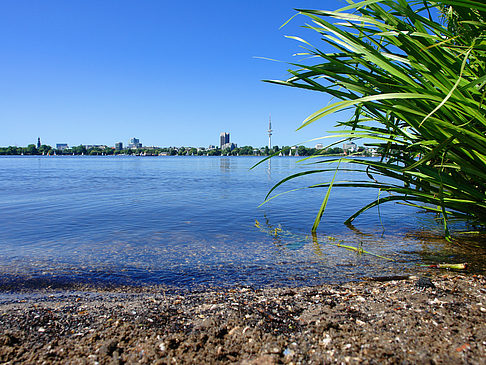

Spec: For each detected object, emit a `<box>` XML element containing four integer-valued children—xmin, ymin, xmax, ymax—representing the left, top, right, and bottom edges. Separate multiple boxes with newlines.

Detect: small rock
<box><xmin>99</xmin><ymin>340</ymin><xmax>118</xmax><ymax>357</ymax></box>
<box><xmin>415</xmin><ymin>277</ymin><xmax>436</xmax><ymax>289</ymax></box>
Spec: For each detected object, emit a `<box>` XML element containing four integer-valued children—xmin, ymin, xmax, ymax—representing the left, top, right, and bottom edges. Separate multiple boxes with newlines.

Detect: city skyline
<box><xmin>5</xmin><ymin>134</ymin><xmax>367</xmax><ymax>154</ymax></box>
<box><xmin>0</xmin><ymin>0</ymin><xmax>347</xmax><ymax>149</ymax></box>
<box><xmin>20</xmin><ymin>132</ymin><xmax>246</xmax><ymax>150</ymax></box>
<box><xmin>19</xmin><ymin>133</ymin><xmax>240</xmax><ymax>149</ymax></box>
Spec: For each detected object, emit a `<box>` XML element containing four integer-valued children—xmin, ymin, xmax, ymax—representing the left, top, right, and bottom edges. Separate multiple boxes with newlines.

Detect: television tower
<box><xmin>268</xmin><ymin>114</ymin><xmax>273</xmax><ymax>149</ymax></box>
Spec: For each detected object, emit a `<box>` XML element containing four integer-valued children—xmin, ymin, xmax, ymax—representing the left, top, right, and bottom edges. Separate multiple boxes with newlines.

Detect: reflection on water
<box><xmin>0</xmin><ymin>155</ymin><xmax>483</xmax><ymax>289</ymax></box>
<box><xmin>220</xmin><ymin>157</ymin><xmax>231</xmax><ymax>172</ymax></box>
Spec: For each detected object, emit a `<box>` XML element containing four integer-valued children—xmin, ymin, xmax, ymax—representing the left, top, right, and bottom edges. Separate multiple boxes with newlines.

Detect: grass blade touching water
<box><xmin>264</xmin><ymin>0</ymin><xmax>486</xmax><ymax>235</ymax></box>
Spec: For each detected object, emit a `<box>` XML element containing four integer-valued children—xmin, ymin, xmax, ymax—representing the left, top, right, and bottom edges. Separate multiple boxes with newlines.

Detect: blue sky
<box><xmin>0</xmin><ymin>0</ymin><xmax>350</xmax><ymax>148</ymax></box>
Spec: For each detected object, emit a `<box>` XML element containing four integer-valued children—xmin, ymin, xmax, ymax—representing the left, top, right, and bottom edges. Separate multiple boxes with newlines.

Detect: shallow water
<box><xmin>0</xmin><ymin>155</ymin><xmax>483</xmax><ymax>289</ymax></box>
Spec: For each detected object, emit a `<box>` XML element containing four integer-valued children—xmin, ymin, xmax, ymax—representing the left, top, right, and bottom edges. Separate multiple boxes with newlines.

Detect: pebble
<box><xmin>320</xmin><ymin>334</ymin><xmax>332</xmax><ymax>346</ymax></box>
<box><xmin>283</xmin><ymin>348</ymin><xmax>294</xmax><ymax>356</ymax></box>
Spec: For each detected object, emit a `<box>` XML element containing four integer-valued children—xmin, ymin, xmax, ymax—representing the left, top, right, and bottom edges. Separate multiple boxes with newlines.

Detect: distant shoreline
<box><xmin>0</xmin><ymin>154</ymin><xmax>348</xmax><ymax>157</ymax></box>
<box><xmin>0</xmin><ymin>144</ymin><xmax>376</xmax><ymax>158</ymax></box>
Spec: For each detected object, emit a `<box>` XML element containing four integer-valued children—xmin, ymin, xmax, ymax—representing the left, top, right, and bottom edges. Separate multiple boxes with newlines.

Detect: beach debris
<box><xmin>455</xmin><ymin>343</ymin><xmax>471</xmax><ymax>352</ymax></box>
<box><xmin>420</xmin><ymin>263</ymin><xmax>468</xmax><ymax>270</ymax></box>
<box><xmin>367</xmin><ymin>275</ymin><xmax>414</xmax><ymax>282</ymax></box>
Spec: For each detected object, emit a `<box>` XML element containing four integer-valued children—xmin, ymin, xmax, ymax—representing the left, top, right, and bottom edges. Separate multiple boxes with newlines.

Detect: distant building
<box><xmin>367</xmin><ymin>147</ymin><xmax>378</xmax><ymax>156</ymax></box>
<box><xmin>128</xmin><ymin>137</ymin><xmax>142</xmax><ymax>149</ymax></box>
<box><xmin>115</xmin><ymin>142</ymin><xmax>123</xmax><ymax>150</ymax></box>
<box><xmin>222</xmin><ymin>142</ymin><xmax>237</xmax><ymax>151</ymax></box>
<box><xmin>208</xmin><ymin>145</ymin><xmax>217</xmax><ymax>150</ymax></box>
<box><xmin>37</xmin><ymin>138</ymin><xmax>41</xmax><ymax>149</ymax></box>
<box><xmin>315</xmin><ymin>143</ymin><xmax>324</xmax><ymax>149</ymax></box>
<box><xmin>343</xmin><ymin>142</ymin><xmax>358</xmax><ymax>154</ymax></box>
<box><xmin>84</xmin><ymin>145</ymin><xmax>108</xmax><ymax>149</ymax></box>
<box><xmin>56</xmin><ymin>143</ymin><xmax>68</xmax><ymax>151</ymax></box>
<box><xmin>220</xmin><ymin>132</ymin><xmax>230</xmax><ymax>149</ymax></box>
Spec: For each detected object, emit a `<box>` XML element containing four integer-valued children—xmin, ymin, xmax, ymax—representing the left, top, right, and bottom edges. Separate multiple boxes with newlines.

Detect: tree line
<box><xmin>0</xmin><ymin>144</ymin><xmax>373</xmax><ymax>156</ymax></box>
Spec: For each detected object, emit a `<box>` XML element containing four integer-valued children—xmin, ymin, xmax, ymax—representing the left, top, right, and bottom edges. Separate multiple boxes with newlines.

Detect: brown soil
<box><xmin>0</xmin><ymin>273</ymin><xmax>484</xmax><ymax>364</ymax></box>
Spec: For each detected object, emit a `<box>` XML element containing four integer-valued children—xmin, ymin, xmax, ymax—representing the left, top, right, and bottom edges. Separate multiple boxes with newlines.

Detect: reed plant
<box><xmin>265</xmin><ymin>0</ymin><xmax>486</xmax><ymax>237</ymax></box>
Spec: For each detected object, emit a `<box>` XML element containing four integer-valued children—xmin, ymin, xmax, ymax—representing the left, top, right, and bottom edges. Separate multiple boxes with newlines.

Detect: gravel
<box><xmin>0</xmin><ymin>273</ymin><xmax>484</xmax><ymax>364</ymax></box>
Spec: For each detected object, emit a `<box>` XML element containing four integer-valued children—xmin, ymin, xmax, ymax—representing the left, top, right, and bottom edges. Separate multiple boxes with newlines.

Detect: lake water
<box><xmin>0</xmin><ymin>156</ymin><xmax>483</xmax><ymax>290</ymax></box>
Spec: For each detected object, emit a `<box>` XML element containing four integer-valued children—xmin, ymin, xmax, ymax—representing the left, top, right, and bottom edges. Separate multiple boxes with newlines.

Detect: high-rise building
<box><xmin>130</xmin><ymin>137</ymin><xmax>139</xmax><ymax>145</ymax></box>
<box><xmin>37</xmin><ymin>137</ymin><xmax>41</xmax><ymax>149</ymax></box>
<box><xmin>220</xmin><ymin>132</ymin><xmax>230</xmax><ymax>149</ymax></box>
<box><xmin>128</xmin><ymin>138</ymin><xmax>142</xmax><ymax>149</ymax></box>
<box><xmin>268</xmin><ymin>115</ymin><xmax>273</xmax><ymax>149</ymax></box>
<box><xmin>115</xmin><ymin>142</ymin><xmax>123</xmax><ymax>150</ymax></box>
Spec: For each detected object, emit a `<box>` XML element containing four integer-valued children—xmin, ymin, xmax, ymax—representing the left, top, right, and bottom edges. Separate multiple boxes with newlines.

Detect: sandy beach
<box><xmin>0</xmin><ymin>273</ymin><xmax>484</xmax><ymax>364</ymax></box>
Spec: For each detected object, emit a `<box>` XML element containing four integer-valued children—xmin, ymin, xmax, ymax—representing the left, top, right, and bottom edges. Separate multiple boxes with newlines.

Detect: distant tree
<box><xmin>238</xmin><ymin>146</ymin><xmax>253</xmax><ymax>155</ymax></box>
<box><xmin>297</xmin><ymin>146</ymin><xmax>307</xmax><ymax>156</ymax></box>
<box><xmin>207</xmin><ymin>149</ymin><xmax>221</xmax><ymax>156</ymax></box>
<box><xmin>71</xmin><ymin>145</ymin><xmax>86</xmax><ymax>155</ymax></box>
<box><xmin>221</xmin><ymin>147</ymin><xmax>231</xmax><ymax>155</ymax></box>
<box><xmin>326</xmin><ymin>147</ymin><xmax>343</xmax><ymax>155</ymax></box>
<box><xmin>6</xmin><ymin>146</ymin><xmax>19</xmax><ymax>155</ymax></box>
<box><xmin>24</xmin><ymin>144</ymin><xmax>38</xmax><ymax>155</ymax></box>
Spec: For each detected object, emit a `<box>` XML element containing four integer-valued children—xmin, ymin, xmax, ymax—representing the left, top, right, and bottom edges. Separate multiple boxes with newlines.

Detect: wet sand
<box><xmin>0</xmin><ymin>273</ymin><xmax>485</xmax><ymax>364</ymax></box>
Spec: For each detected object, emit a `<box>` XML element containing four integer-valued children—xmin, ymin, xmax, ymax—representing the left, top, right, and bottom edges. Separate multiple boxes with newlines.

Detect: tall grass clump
<box><xmin>265</xmin><ymin>0</ymin><xmax>486</xmax><ymax>237</ymax></box>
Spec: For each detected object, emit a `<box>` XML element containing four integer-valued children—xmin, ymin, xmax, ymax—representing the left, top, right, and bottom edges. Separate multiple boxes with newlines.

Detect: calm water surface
<box><xmin>0</xmin><ymin>156</ymin><xmax>483</xmax><ymax>289</ymax></box>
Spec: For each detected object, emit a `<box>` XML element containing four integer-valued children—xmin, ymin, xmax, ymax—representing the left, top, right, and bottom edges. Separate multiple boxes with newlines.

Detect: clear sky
<box><xmin>0</xmin><ymin>0</ymin><xmax>350</xmax><ymax>148</ymax></box>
